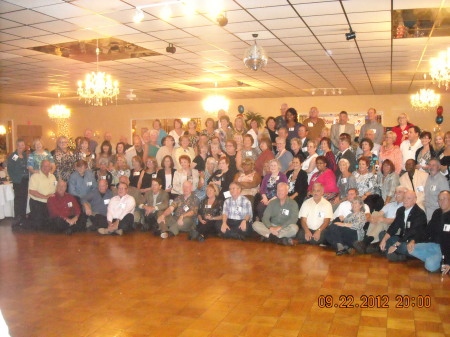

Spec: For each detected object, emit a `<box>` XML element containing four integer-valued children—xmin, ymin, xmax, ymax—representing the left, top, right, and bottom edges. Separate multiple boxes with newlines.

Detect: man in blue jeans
<box><xmin>409</xmin><ymin>190</ymin><xmax>450</xmax><ymax>274</ymax></box>
<box><xmin>379</xmin><ymin>190</ymin><xmax>427</xmax><ymax>262</ymax></box>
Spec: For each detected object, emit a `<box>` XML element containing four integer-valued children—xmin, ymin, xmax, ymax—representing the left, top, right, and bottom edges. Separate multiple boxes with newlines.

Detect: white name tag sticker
<box><xmin>183</xmin><ymin>205</ymin><xmax>189</xmax><ymax>212</ymax></box>
<box><xmin>152</xmin><ymin>174</ymin><xmax>157</xmax><ymax>178</ymax></box>
<box><xmin>282</xmin><ymin>209</ymin><xmax>289</xmax><ymax>216</ymax></box>
<box><xmin>12</xmin><ymin>154</ymin><xmax>18</xmax><ymax>161</ymax></box>
<box><xmin>417</xmin><ymin>186</ymin><xmax>424</xmax><ymax>192</ymax></box>
<box><xmin>223</xmin><ymin>191</ymin><xmax>231</xmax><ymax>199</ymax></box>
<box><xmin>156</xmin><ymin>202</ymin><xmax>162</xmax><ymax>205</ymax></box>
<box><xmin>91</xmin><ymin>154</ymin><xmax>95</xmax><ymax>159</ymax></box>
<box><xmin>289</xmin><ymin>127</ymin><xmax>294</xmax><ymax>131</ymax></box>
<box><xmin>246</xmin><ymin>151</ymin><xmax>252</xmax><ymax>156</ymax></box>
<box><xmin>308</xmin><ymin>122</ymin><xmax>313</xmax><ymax>127</ymax></box>
<box><xmin>101</xmin><ymin>176</ymin><xmax>106</xmax><ymax>180</ymax></box>
<box><xmin>302</xmin><ymin>147</ymin><xmax>307</xmax><ymax>152</ymax></box>
<box><xmin>275</xmin><ymin>176</ymin><xmax>279</xmax><ymax>181</ymax></box>
<box><xmin>119</xmin><ymin>203</ymin><xmax>125</xmax><ymax>209</ymax></box>
<box><xmin>133</xmin><ymin>171</ymin><xmax>140</xmax><ymax>176</ymax></box>
<box><xmin>205</xmin><ymin>205</ymin><xmax>211</xmax><ymax>209</ymax></box>
<box><xmin>341</xmin><ymin>178</ymin><xmax>347</xmax><ymax>184</ymax></box>
<box><xmin>318</xmin><ymin>211</ymin><xmax>324</xmax><ymax>218</ymax></box>
<box><xmin>53</xmin><ymin>181</ymin><xmax>57</xmax><ymax>186</ymax></box>
<box><xmin>406</xmin><ymin>221</ymin><xmax>411</xmax><ymax>229</ymax></box>
<box><xmin>82</xmin><ymin>153</ymin><xmax>86</xmax><ymax>158</ymax></box>
<box><xmin>444</xmin><ymin>224</ymin><xmax>450</xmax><ymax>232</ymax></box>
<box><xmin>104</xmin><ymin>199</ymin><xmax>110</xmax><ymax>205</ymax></box>
<box><xmin>420</xmin><ymin>159</ymin><xmax>426</xmax><ymax>166</ymax></box>
<box><xmin>431</xmin><ymin>185</ymin><xmax>437</xmax><ymax>191</ymax></box>
<box><xmin>67</xmin><ymin>202</ymin><xmax>72</xmax><ymax>207</ymax></box>
<box><xmin>368</xmin><ymin>181</ymin><xmax>373</xmax><ymax>188</ymax></box>
<box><xmin>403</xmin><ymin>130</ymin><xmax>408</xmax><ymax>135</ymax></box>
<box><xmin>372</xmin><ymin>129</ymin><xmax>377</xmax><ymax>134</ymax></box>
<box><xmin>119</xmin><ymin>170</ymin><xmax>124</xmax><ymax>175</ymax></box>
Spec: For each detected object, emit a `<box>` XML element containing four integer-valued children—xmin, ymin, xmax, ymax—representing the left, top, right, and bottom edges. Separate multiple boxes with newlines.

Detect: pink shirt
<box><xmin>379</xmin><ymin>145</ymin><xmax>402</xmax><ymax>174</ymax></box>
<box><xmin>308</xmin><ymin>169</ymin><xmax>339</xmax><ymax>193</ymax></box>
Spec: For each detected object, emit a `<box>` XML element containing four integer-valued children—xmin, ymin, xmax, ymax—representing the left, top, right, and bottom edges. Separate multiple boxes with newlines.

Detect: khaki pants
<box><xmin>160</xmin><ymin>215</ymin><xmax>195</xmax><ymax>235</ymax></box>
<box><xmin>252</xmin><ymin>221</ymin><xmax>298</xmax><ymax>238</ymax></box>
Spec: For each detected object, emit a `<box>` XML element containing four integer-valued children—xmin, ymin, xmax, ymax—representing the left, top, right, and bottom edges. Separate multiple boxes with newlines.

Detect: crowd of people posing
<box><xmin>5</xmin><ymin>105</ymin><xmax>450</xmax><ymax>275</ymax></box>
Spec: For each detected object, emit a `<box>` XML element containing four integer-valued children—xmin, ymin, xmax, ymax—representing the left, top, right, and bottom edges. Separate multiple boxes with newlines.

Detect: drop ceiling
<box><xmin>0</xmin><ymin>0</ymin><xmax>449</xmax><ymax>106</ymax></box>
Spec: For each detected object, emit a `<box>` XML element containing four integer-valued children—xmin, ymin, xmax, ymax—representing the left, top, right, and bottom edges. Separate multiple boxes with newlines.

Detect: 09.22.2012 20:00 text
<box><xmin>317</xmin><ymin>295</ymin><xmax>431</xmax><ymax>309</ymax></box>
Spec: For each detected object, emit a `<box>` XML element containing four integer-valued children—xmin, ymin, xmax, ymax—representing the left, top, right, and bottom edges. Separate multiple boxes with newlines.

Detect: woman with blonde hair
<box><xmin>234</xmin><ymin>115</ymin><xmax>247</xmax><ymax>135</ymax></box>
<box><xmin>27</xmin><ymin>138</ymin><xmax>55</xmax><ymax>174</ymax></box>
<box><xmin>184</xmin><ymin>119</ymin><xmax>200</xmax><ymax>153</ymax></box>
<box><xmin>111</xmin><ymin>154</ymin><xmax>130</xmax><ymax>185</ymax></box>
<box><xmin>392</xmin><ymin>112</ymin><xmax>414</xmax><ymax>146</ymax></box>
<box><xmin>54</xmin><ymin>136</ymin><xmax>76</xmax><ymax>181</ymax></box>
<box><xmin>434</xmin><ymin>131</ymin><xmax>445</xmax><ymax>158</ymax></box>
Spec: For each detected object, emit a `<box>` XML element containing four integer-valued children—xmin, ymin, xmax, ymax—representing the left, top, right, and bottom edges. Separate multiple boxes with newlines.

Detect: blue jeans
<box><xmin>378</xmin><ymin>231</ymin><xmax>413</xmax><ymax>257</ymax></box>
<box><xmin>411</xmin><ymin>243</ymin><xmax>442</xmax><ymax>272</ymax></box>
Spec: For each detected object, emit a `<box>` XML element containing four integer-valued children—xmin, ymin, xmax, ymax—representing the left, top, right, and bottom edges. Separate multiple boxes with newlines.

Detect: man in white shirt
<box><xmin>297</xmin><ymin>183</ymin><xmax>333</xmax><ymax>245</ymax></box>
<box><xmin>98</xmin><ymin>182</ymin><xmax>135</xmax><ymax>235</ymax></box>
<box><xmin>399</xmin><ymin>159</ymin><xmax>428</xmax><ymax>210</ymax></box>
<box><xmin>333</xmin><ymin>188</ymin><xmax>370</xmax><ymax>220</ymax></box>
<box><xmin>399</xmin><ymin>126</ymin><xmax>421</xmax><ymax>170</ymax></box>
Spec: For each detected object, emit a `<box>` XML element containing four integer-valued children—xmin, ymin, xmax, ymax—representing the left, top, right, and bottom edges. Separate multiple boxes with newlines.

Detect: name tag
<box><xmin>82</xmin><ymin>153</ymin><xmax>86</xmax><ymax>158</ymax></box>
<box><xmin>417</xmin><ymin>186</ymin><xmax>424</xmax><ymax>192</ymax></box>
<box><xmin>406</xmin><ymin>221</ymin><xmax>411</xmax><ymax>229</ymax></box>
<box><xmin>302</xmin><ymin>147</ymin><xmax>307</xmax><ymax>152</ymax></box>
<box><xmin>318</xmin><ymin>211</ymin><xmax>324</xmax><ymax>218</ymax></box>
<box><xmin>133</xmin><ymin>171</ymin><xmax>140</xmax><ymax>176</ymax></box>
<box><xmin>431</xmin><ymin>185</ymin><xmax>437</xmax><ymax>191</ymax></box>
<box><xmin>152</xmin><ymin>174</ymin><xmax>157</xmax><ymax>178</ymax></box>
<box><xmin>104</xmin><ymin>199</ymin><xmax>110</xmax><ymax>205</ymax></box>
<box><xmin>308</xmin><ymin>122</ymin><xmax>313</xmax><ymax>127</ymax></box>
<box><xmin>53</xmin><ymin>181</ymin><xmax>57</xmax><ymax>186</ymax></box>
<box><xmin>275</xmin><ymin>176</ymin><xmax>279</xmax><ymax>181</ymax></box>
<box><xmin>420</xmin><ymin>159</ymin><xmax>426</xmax><ymax>166</ymax></box>
<box><xmin>183</xmin><ymin>205</ymin><xmax>189</xmax><ymax>212</ymax></box>
<box><xmin>372</xmin><ymin>129</ymin><xmax>377</xmax><ymax>134</ymax></box>
<box><xmin>444</xmin><ymin>224</ymin><xmax>450</xmax><ymax>232</ymax></box>
<box><xmin>403</xmin><ymin>130</ymin><xmax>408</xmax><ymax>135</ymax></box>
<box><xmin>282</xmin><ymin>209</ymin><xmax>289</xmax><ymax>216</ymax></box>
<box><xmin>156</xmin><ymin>202</ymin><xmax>162</xmax><ymax>205</ymax></box>
<box><xmin>246</xmin><ymin>151</ymin><xmax>252</xmax><ymax>156</ymax></box>
<box><xmin>289</xmin><ymin>127</ymin><xmax>294</xmax><ymax>131</ymax></box>
<box><xmin>101</xmin><ymin>176</ymin><xmax>106</xmax><ymax>180</ymax></box>
<box><xmin>12</xmin><ymin>154</ymin><xmax>18</xmax><ymax>161</ymax></box>
<box><xmin>223</xmin><ymin>191</ymin><xmax>231</xmax><ymax>199</ymax></box>
<box><xmin>236</xmin><ymin>206</ymin><xmax>242</xmax><ymax>212</ymax></box>
<box><xmin>205</xmin><ymin>205</ymin><xmax>211</xmax><ymax>209</ymax></box>
<box><xmin>91</xmin><ymin>154</ymin><xmax>95</xmax><ymax>159</ymax></box>
<box><xmin>341</xmin><ymin>178</ymin><xmax>347</xmax><ymax>184</ymax></box>
<box><xmin>119</xmin><ymin>203</ymin><xmax>125</xmax><ymax>209</ymax></box>
<box><xmin>119</xmin><ymin>170</ymin><xmax>124</xmax><ymax>175</ymax></box>
<box><xmin>67</xmin><ymin>202</ymin><xmax>72</xmax><ymax>207</ymax></box>
<box><xmin>368</xmin><ymin>181</ymin><xmax>373</xmax><ymax>188</ymax></box>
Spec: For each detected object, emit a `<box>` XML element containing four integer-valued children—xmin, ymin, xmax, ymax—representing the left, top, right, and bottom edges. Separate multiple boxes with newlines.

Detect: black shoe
<box><xmin>65</xmin><ymin>228</ymin><xmax>73</xmax><ymax>236</ymax></box>
<box><xmin>353</xmin><ymin>240</ymin><xmax>367</xmax><ymax>254</ymax></box>
<box><xmin>268</xmin><ymin>233</ymin><xmax>279</xmax><ymax>243</ymax></box>
<box><xmin>260</xmin><ymin>236</ymin><xmax>269</xmax><ymax>242</ymax></box>
<box><xmin>141</xmin><ymin>223</ymin><xmax>150</xmax><ymax>232</ymax></box>
<box><xmin>366</xmin><ymin>243</ymin><xmax>380</xmax><ymax>254</ymax></box>
<box><xmin>198</xmin><ymin>234</ymin><xmax>205</xmax><ymax>242</ymax></box>
<box><xmin>336</xmin><ymin>249</ymin><xmax>350</xmax><ymax>256</ymax></box>
<box><xmin>168</xmin><ymin>231</ymin><xmax>175</xmax><ymax>237</ymax></box>
<box><xmin>281</xmin><ymin>237</ymin><xmax>294</xmax><ymax>246</ymax></box>
<box><xmin>152</xmin><ymin>229</ymin><xmax>161</xmax><ymax>237</ymax></box>
<box><xmin>387</xmin><ymin>252</ymin><xmax>407</xmax><ymax>262</ymax></box>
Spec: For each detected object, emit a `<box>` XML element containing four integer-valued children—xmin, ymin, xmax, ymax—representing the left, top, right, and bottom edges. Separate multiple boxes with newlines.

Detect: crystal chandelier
<box><xmin>77</xmin><ymin>40</ymin><xmax>119</xmax><ymax>106</ymax></box>
<box><xmin>429</xmin><ymin>47</ymin><xmax>450</xmax><ymax>90</ymax></box>
<box><xmin>48</xmin><ymin>93</ymin><xmax>71</xmax><ymax>119</ymax></box>
<box><xmin>243</xmin><ymin>33</ymin><xmax>268</xmax><ymax>71</ymax></box>
<box><xmin>410</xmin><ymin>89</ymin><xmax>440</xmax><ymax>111</ymax></box>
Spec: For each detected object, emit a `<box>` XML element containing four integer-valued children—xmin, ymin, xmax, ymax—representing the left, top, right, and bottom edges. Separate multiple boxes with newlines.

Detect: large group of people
<box><xmin>5</xmin><ymin>108</ymin><xmax>450</xmax><ymax>275</ymax></box>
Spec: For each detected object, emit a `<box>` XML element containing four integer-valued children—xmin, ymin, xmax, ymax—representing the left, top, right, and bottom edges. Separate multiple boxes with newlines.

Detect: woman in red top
<box><xmin>307</xmin><ymin>156</ymin><xmax>339</xmax><ymax>201</ymax></box>
<box><xmin>391</xmin><ymin>113</ymin><xmax>414</xmax><ymax>147</ymax></box>
<box><xmin>255</xmin><ymin>137</ymin><xmax>275</xmax><ymax>176</ymax></box>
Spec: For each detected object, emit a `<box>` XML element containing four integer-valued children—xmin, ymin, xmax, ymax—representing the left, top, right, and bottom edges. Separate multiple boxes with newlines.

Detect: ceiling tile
<box><xmin>248</xmin><ymin>6</ymin><xmax>298</xmax><ymax>20</ymax></box>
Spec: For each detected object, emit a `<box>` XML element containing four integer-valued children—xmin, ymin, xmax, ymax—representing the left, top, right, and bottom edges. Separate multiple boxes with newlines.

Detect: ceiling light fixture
<box><xmin>216</xmin><ymin>12</ymin><xmax>228</xmax><ymax>26</ymax></box>
<box><xmin>243</xmin><ymin>33</ymin><xmax>268</xmax><ymax>71</ymax></box>
<box><xmin>0</xmin><ymin>125</ymin><xmax>7</xmax><ymax>135</ymax></box>
<box><xmin>132</xmin><ymin>0</ymin><xmax>185</xmax><ymax>22</ymax></box>
<box><xmin>410</xmin><ymin>75</ymin><xmax>440</xmax><ymax>111</ymax></box>
<box><xmin>133</xmin><ymin>8</ymin><xmax>145</xmax><ymax>23</ymax></box>
<box><xmin>429</xmin><ymin>47</ymin><xmax>450</xmax><ymax>90</ymax></box>
<box><xmin>77</xmin><ymin>40</ymin><xmax>119</xmax><ymax>106</ymax></box>
<box><xmin>48</xmin><ymin>93</ymin><xmax>71</xmax><ymax>119</ymax></box>
<box><xmin>166</xmin><ymin>43</ymin><xmax>176</xmax><ymax>54</ymax></box>
<box><xmin>202</xmin><ymin>82</ymin><xmax>229</xmax><ymax>113</ymax></box>
<box><xmin>309</xmin><ymin>87</ymin><xmax>345</xmax><ymax>95</ymax></box>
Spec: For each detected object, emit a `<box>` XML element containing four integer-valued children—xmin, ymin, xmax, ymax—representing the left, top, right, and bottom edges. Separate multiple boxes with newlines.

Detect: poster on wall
<box><xmin>299</xmin><ymin>112</ymin><xmax>383</xmax><ymax>137</ymax></box>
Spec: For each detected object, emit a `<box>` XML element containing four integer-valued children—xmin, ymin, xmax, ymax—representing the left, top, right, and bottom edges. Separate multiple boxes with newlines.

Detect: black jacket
<box><xmin>157</xmin><ymin>168</ymin><xmax>176</xmax><ymax>190</ymax></box>
<box><xmin>285</xmin><ymin>169</ymin><xmax>308</xmax><ymax>208</ymax></box>
<box><xmin>387</xmin><ymin>204</ymin><xmax>427</xmax><ymax>243</ymax></box>
<box><xmin>338</xmin><ymin>148</ymin><xmax>357</xmax><ymax>173</ymax></box>
<box><xmin>425</xmin><ymin>208</ymin><xmax>450</xmax><ymax>264</ymax></box>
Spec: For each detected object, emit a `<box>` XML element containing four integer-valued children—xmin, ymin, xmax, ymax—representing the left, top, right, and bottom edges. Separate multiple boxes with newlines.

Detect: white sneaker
<box><xmin>98</xmin><ymin>228</ymin><xmax>109</xmax><ymax>235</ymax></box>
<box><xmin>160</xmin><ymin>232</ymin><xmax>168</xmax><ymax>239</ymax></box>
<box><xmin>115</xmin><ymin>229</ymin><xmax>123</xmax><ymax>236</ymax></box>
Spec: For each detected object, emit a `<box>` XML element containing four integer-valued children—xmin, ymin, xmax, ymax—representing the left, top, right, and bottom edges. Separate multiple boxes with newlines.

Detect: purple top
<box><xmin>260</xmin><ymin>172</ymin><xmax>288</xmax><ymax>199</ymax></box>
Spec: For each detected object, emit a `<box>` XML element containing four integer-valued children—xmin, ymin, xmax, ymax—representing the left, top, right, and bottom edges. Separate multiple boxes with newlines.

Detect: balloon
<box><xmin>436</xmin><ymin>116</ymin><xmax>444</xmax><ymax>125</ymax></box>
<box><xmin>437</xmin><ymin>106</ymin><xmax>443</xmax><ymax>115</ymax></box>
<box><xmin>238</xmin><ymin>105</ymin><xmax>244</xmax><ymax>114</ymax></box>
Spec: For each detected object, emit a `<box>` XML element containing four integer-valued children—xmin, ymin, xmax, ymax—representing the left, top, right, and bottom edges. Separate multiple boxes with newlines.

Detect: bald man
<box><xmin>359</xmin><ymin>108</ymin><xmax>384</xmax><ymax>145</ymax></box>
<box><xmin>379</xmin><ymin>190</ymin><xmax>427</xmax><ymax>262</ymax></box>
<box><xmin>302</xmin><ymin>107</ymin><xmax>325</xmax><ymax>142</ymax></box>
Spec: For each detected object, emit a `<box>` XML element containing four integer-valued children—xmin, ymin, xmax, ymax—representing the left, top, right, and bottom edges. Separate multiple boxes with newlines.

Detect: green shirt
<box><xmin>7</xmin><ymin>151</ymin><xmax>28</xmax><ymax>184</ymax></box>
<box><xmin>262</xmin><ymin>198</ymin><xmax>299</xmax><ymax>228</ymax></box>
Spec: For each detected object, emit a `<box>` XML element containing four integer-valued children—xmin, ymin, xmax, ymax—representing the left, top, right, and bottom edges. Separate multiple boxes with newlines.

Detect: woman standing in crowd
<box><xmin>415</xmin><ymin>131</ymin><xmax>435</xmax><ymax>173</ymax></box>
<box><xmin>193</xmin><ymin>143</ymin><xmax>209</xmax><ymax>172</ymax></box>
<box><xmin>353</xmin><ymin>156</ymin><xmax>382</xmax><ymax>212</ymax></box>
<box><xmin>335</xmin><ymin>158</ymin><xmax>357</xmax><ymax>204</ymax></box>
<box><xmin>138</xmin><ymin>157</ymin><xmax>158</xmax><ymax>193</ymax></box>
<box><xmin>255</xmin><ymin>138</ymin><xmax>274</xmax><ymax>177</ymax></box>
<box><xmin>392</xmin><ymin>113</ymin><xmax>413</xmax><ymax>146</ymax></box>
<box><xmin>208</xmin><ymin>156</ymin><xmax>236</xmax><ymax>200</ymax></box>
<box><xmin>196</xmin><ymin>183</ymin><xmax>222</xmax><ymax>242</ymax></box>
<box><xmin>156</xmin><ymin>135</ymin><xmax>176</xmax><ymax>168</ymax></box>
<box><xmin>434</xmin><ymin>131</ymin><xmax>445</xmax><ymax>158</ymax></box>
<box><xmin>262</xmin><ymin>117</ymin><xmax>277</xmax><ymax>149</ymax></box>
<box><xmin>209</xmin><ymin>141</ymin><xmax>222</xmax><ymax>162</ymax></box>
<box><xmin>440</xmin><ymin>131</ymin><xmax>450</xmax><ymax>179</ymax></box>
<box><xmin>97</xmin><ymin>140</ymin><xmax>113</xmax><ymax>164</ymax></box>
<box><xmin>157</xmin><ymin>155</ymin><xmax>176</xmax><ymax>198</ymax></box>
<box><xmin>285</xmin><ymin>156</ymin><xmax>308</xmax><ymax>208</ymax></box>
<box><xmin>184</xmin><ymin>119</ymin><xmax>200</xmax><ymax>153</ymax></box>
<box><xmin>285</xmin><ymin>108</ymin><xmax>301</xmax><ymax>144</ymax></box>
<box><xmin>256</xmin><ymin>159</ymin><xmax>288</xmax><ymax>220</ymax></box>
<box><xmin>234</xmin><ymin>158</ymin><xmax>261</xmax><ymax>203</ymax></box>
<box><xmin>54</xmin><ymin>136</ymin><xmax>76</xmax><ymax>182</ymax></box>
<box><xmin>174</xmin><ymin>135</ymin><xmax>195</xmax><ymax>170</ymax></box>
<box><xmin>129</xmin><ymin>156</ymin><xmax>144</xmax><ymax>188</ymax></box>
<box><xmin>216</xmin><ymin>116</ymin><xmax>233</xmax><ymax>150</ymax></box>
<box><xmin>112</xmin><ymin>142</ymin><xmax>126</xmax><ymax>166</ymax></box>
<box><xmin>325</xmin><ymin>198</ymin><xmax>366</xmax><ymax>255</ymax></box>
<box><xmin>201</xmin><ymin>118</ymin><xmax>216</xmax><ymax>144</ymax></box>
<box><xmin>172</xmin><ymin>155</ymin><xmax>199</xmax><ymax>196</ymax></box>
<box><xmin>94</xmin><ymin>157</ymin><xmax>113</xmax><ymax>187</ymax></box>
<box><xmin>308</xmin><ymin>156</ymin><xmax>339</xmax><ymax>201</ymax></box>
<box><xmin>377</xmin><ymin>159</ymin><xmax>399</xmax><ymax>205</ymax></box>
<box><xmin>316</xmin><ymin>127</ymin><xmax>330</xmax><ymax>155</ymax></box>
<box><xmin>379</xmin><ymin>131</ymin><xmax>402</xmax><ymax>174</ymax></box>
<box><xmin>274</xmin><ymin>137</ymin><xmax>293</xmax><ymax>173</ymax></box>
<box><xmin>196</xmin><ymin>157</ymin><xmax>217</xmax><ymax>200</ymax></box>
<box><xmin>76</xmin><ymin>137</ymin><xmax>96</xmax><ymax>170</ymax></box>
<box><xmin>144</xmin><ymin>130</ymin><xmax>160</xmax><ymax>160</ymax></box>
<box><xmin>319</xmin><ymin>137</ymin><xmax>337</xmax><ymax>172</ymax></box>
<box><xmin>302</xmin><ymin>140</ymin><xmax>318</xmax><ymax>184</ymax></box>
<box><xmin>357</xmin><ymin>138</ymin><xmax>379</xmax><ymax>172</ymax></box>
<box><xmin>246</xmin><ymin>118</ymin><xmax>260</xmax><ymax>149</ymax></box>
<box><xmin>27</xmin><ymin>138</ymin><xmax>55</xmax><ymax>174</ymax></box>
<box><xmin>234</xmin><ymin>116</ymin><xmax>247</xmax><ymax>135</ymax></box>
<box><xmin>111</xmin><ymin>155</ymin><xmax>130</xmax><ymax>185</ymax></box>
<box><xmin>241</xmin><ymin>135</ymin><xmax>259</xmax><ymax>165</ymax></box>
<box><xmin>224</xmin><ymin>139</ymin><xmax>241</xmax><ymax>173</ymax></box>
<box><xmin>153</xmin><ymin>119</ymin><xmax>167</xmax><ymax>147</ymax></box>
<box><xmin>169</xmin><ymin>118</ymin><xmax>184</xmax><ymax>147</ymax></box>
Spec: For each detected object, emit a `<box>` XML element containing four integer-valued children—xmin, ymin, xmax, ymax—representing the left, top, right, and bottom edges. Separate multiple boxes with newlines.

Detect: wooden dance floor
<box><xmin>0</xmin><ymin>219</ymin><xmax>449</xmax><ymax>337</ymax></box>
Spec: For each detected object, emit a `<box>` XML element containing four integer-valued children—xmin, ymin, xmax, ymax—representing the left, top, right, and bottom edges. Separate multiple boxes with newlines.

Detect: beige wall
<box><xmin>1</xmin><ymin>93</ymin><xmax>449</xmax><ymax>149</ymax></box>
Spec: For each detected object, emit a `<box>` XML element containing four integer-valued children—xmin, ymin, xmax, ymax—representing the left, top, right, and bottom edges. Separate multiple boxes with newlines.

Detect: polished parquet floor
<box><xmin>0</xmin><ymin>219</ymin><xmax>449</xmax><ymax>337</ymax></box>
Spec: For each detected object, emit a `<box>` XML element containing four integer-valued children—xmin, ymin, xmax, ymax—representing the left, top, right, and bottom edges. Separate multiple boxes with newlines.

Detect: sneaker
<box><xmin>336</xmin><ymin>249</ymin><xmax>350</xmax><ymax>256</ymax></box>
<box><xmin>353</xmin><ymin>240</ymin><xmax>367</xmax><ymax>254</ymax></box>
<box><xmin>387</xmin><ymin>252</ymin><xmax>407</xmax><ymax>262</ymax></box>
<box><xmin>281</xmin><ymin>237</ymin><xmax>294</xmax><ymax>246</ymax></box>
<box><xmin>160</xmin><ymin>232</ymin><xmax>169</xmax><ymax>239</ymax></box>
<box><xmin>115</xmin><ymin>229</ymin><xmax>123</xmax><ymax>236</ymax></box>
<box><xmin>98</xmin><ymin>228</ymin><xmax>110</xmax><ymax>235</ymax></box>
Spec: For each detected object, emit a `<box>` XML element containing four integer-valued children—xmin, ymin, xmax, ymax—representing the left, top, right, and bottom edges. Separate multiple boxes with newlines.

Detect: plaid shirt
<box><xmin>172</xmin><ymin>193</ymin><xmax>200</xmax><ymax>218</ymax></box>
<box><xmin>223</xmin><ymin>195</ymin><xmax>252</xmax><ymax>220</ymax></box>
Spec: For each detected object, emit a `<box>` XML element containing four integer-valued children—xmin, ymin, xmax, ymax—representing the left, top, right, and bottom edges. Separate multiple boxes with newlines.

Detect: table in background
<box><xmin>0</xmin><ymin>183</ymin><xmax>14</xmax><ymax>219</ymax></box>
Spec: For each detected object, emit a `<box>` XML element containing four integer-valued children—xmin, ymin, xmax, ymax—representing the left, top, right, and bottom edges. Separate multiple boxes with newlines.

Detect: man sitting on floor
<box><xmin>157</xmin><ymin>181</ymin><xmax>199</xmax><ymax>239</ymax></box>
<box><xmin>379</xmin><ymin>190</ymin><xmax>427</xmax><ymax>261</ymax></box>
<box><xmin>98</xmin><ymin>182</ymin><xmax>135</xmax><ymax>236</ymax></box>
<box><xmin>47</xmin><ymin>180</ymin><xmax>86</xmax><ymax>235</ymax></box>
<box><xmin>142</xmin><ymin>178</ymin><xmax>169</xmax><ymax>234</ymax></box>
<box><xmin>113</xmin><ymin>175</ymin><xmax>144</xmax><ymax>226</ymax></box>
<box><xmin>297</xmin><ymin>183</ymin><xmax>333</xmax><ymax>245</ymax></box>
<box><xmin>252</xmin><ymin>182</ymin><xmax>299</xmax><ymax>246</ymax></box>
<box><xmin>219</xmin><ymin>182</ymin><xmax>253</xmax><ymax>240</ymax></box>
<box><xmin>82</xmin><ymin>179</ymin><xmax>113</xmax><ymax>231</ymax></box>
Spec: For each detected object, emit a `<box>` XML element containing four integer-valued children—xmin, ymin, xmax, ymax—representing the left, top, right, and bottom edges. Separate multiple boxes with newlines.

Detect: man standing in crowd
<box><xmin>142</xmin><ymin>178</ymin><xmax>169</xmax><ymax>234</ymax></box>
<box><xmin>400</xmin><ymin>126</ymin><xmax>421</xmax><ymax>170</ymax></box>
<box><xmin>82</xmin><ymin>179</ymin><xmax>113</xmax><ymax>231</ymax></box>
<box><xmin>400</xmin><ymin>159</ymin><xmax>428</xmax><ymax>210</ymax></box>
<box><xmin>275</xmin><ymin>103</ymin><xmax>288</xmax><ymax>129</ymax></box>
<box><xmin>359</xmin><ymin>108</ymin><xmax>383</xmax><ymax>145</ymax></box>
<box><xmin>330</xmin><ymin>111</ymin><xmax>355</xmax><ymax>151</ymax></box>
<box><xmin>253</xmin><ymin>183</ymin><xmax>299</xmax><ymax>246</ymax></box>
<box><xmin>157</xmin><ymin>181</ymin><xmax>199</xmax><ymax>239</ymax></box>
<box><xmin>302</xmin><ymin>107</ymin><xmax>325</xmax><ymax>142</ymax></box>
<box><xmin>47</xmin><ymin>180</ymin><xmax>86</xmax><ymax>234</ymax></box>
<box><xmin>120</xmin><ymin>136</ymin><xmax>132</xmax><ymax>151</ymax></box>
<box><xmin>7</xmin><ymin>138</ymin><xmax>28</xmax><ymax>222</ymax></box>
<box><xmin>336</xmin><ymin>133</ymin><xmax>356</xmax><ymax>172</ymax></box>
<box><xmin>297</xmin><ymin>125</ymin><xmax>309</xmax><ymax>160</ymax></box>
<box><xmin>84</xmin><ymin>128</ymin><xmax>97</xmax><ymax>154</ymax></box>
<box><xmin>220</xmin><ymin>182</ymin><xmax>253</xmax><ymax>240</ymax></box>
<box><xmin>104</xmin><ymin>132</ymin><xmax>113</xmax><ymax>143</ymax></box>
<box><xmin>98</xmin><ymin>182</ymin><xmax>135</xmax><ymax>235</ymax></box>
<box><xmin>297</xmin><ymin>183</ymin><xmax>333</xmax><ymax>245</ymax></box>
<box><xmin>379</xmin><ymin>190</ymin><xmax>427</xmax><ymax>262</ymax></box>
<box><xmin>125</xmin><ymin>135</ymin><xmax>144</xmax><ymax>167</ymax></box>
<box><xmin>424</xmin><ymin>158</ymin><xmax>449</xmax><ymax>221</ymax></box>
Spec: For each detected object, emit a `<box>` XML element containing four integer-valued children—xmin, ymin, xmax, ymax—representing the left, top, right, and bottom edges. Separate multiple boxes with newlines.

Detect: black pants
<box><xmin>297</xmin><ymin>227</ymin><xmax>326</xmax><ymax>245</ymax></box>
<box><xmin>96</xmin><ymin>214</ymin><xmax>134</xmax><ymax>232</ymax></box>
<box><xmin>13</xmin><ymin>177</ymin><xmax>28</xmax><ymax>219</ymax></box>
<box><xmin>324</xmin><ymin>224</ymin><xmax>357</xmax><ymax>249</ymax></box>
<box><xmin>144</xmin><ymin>213</ymin><xmax>159</xmax><ymax>232</ymax></box>
<box><xmin>48</xmin><ymin>215</ymin><xmax>87</xmax><ymax>233</ymax></box>
<box><xmin>27</xmin><ymin>198</ymin><xmax>49</xmax><ymax>230</ymax></box>
<box><xmin>216</xmin><ymin>219</ymin><xmax>251</xmax><ymax>239</ymax></box>
<box><xmin>197</xmin><ymin>219</ymin><xmax>220</xmax><ymax>238</ymax></box>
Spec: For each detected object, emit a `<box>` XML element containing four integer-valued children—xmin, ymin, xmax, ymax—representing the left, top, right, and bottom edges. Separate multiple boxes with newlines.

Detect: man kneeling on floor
<box><xmin>98</xmin><ymin>182</ymin><xmax>135</xmax><ymax>235</ymax></box>
<box><xmin>82</xmin><ymin>179</ymin><xmax>113</xmax><ymax>231</ymax></box>
<box><xmin>157</xmin><ymin>181</ymin><xmax>199</xmax><ymax>239</ymax></box>
<box><xmin>252</xmin><ymin>182</ymin><xmax>299</xmax><ymax>246</ymax></box>
<box><xmin>379</xmin><ymin>190</ymin><xmax>427</xmax><ymax>262</ymax></box>
<box><xmin>47</xmin><ymin>180</ymin><xmax>86</xmax><ymax>234</ymax></box>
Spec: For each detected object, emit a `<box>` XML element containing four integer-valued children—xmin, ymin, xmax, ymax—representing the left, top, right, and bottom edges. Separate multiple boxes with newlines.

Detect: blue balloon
<box><xmin>238</xmin><ymin>105</ymin><xmax>244</xmax><ymax>114</ymax></box>
<box><xmin>436</xmin><ymin>116</ymin><xmax>444</xmax><ymax>125</ymax></box>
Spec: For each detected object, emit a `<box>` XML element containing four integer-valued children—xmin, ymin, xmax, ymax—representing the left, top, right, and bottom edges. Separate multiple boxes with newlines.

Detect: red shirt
<box><xmin>391</xmin><ymin>123</ymin><xmax>414</xmax><ymax>147</ymax></box>
<box><xmin>47</xmin><ymin>192</ymin><xmax>81</xmax><ymax>219</ymax></box>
